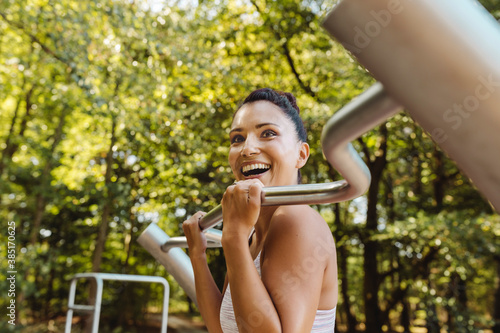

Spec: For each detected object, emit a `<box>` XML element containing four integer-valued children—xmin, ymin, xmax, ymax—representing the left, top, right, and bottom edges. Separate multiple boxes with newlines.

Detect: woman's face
<box><xmin>229</xmin><ymin>101</ymin><xmax>309</xmax><ymax>187</ymax></box>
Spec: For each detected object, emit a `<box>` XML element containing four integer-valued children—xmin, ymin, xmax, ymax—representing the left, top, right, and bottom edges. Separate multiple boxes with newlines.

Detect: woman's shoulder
<box><xmin>265</xmin><ymin>205</ymin><xmax>333</xmax><ymax>252</ymax></box>
<box><xmin>271</xmin><ymin>205</ymin><xmax>327</xmax><ymax>231</ymax></box>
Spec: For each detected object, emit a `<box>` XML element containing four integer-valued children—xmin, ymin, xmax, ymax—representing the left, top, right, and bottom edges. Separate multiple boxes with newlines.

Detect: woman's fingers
<box><xmin>183</xmin><ymin>211</ymin><xmax>205</xmax><ymax>228</ymax></box>
<box><xmin>248</xmin><ymin>181</ymin><xmax>263</xmax><ymax>207</ymax></box>
<box><xmin>225</xmin><ymin>179</ymin><xmax>263</xmax><ymax>201</ymax></box>
<box><xmin>221</xmin><ymin>179</ymin><xmax>264</xmax><ymax>239</ymax></box>
<box><xmin>182</xmin><ymin>211</ymin><xmax>207</xmax><ymax>254</ymax></box>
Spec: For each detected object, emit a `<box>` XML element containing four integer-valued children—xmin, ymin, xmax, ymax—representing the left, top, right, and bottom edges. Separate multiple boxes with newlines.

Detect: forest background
<box><xmin>1</xmin><ymin>0</ymin><xmax>500</xmax><ymax>332</ymax></box>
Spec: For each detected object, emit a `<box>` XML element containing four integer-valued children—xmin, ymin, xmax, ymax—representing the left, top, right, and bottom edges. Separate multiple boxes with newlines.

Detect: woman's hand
<box><xmin>221</xmin><ymin>179</ymin><xmax>264</xmax><ymax>245</ymax></box>
<box><xmin>182</xmin><ymin>211</ymin><xmax>207</xmax><ymax>256</ymax></box>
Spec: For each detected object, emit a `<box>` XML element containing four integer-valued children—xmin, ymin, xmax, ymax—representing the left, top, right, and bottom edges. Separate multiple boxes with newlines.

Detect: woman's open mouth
<box><xmin>241</xmin><ymin>163</ymin><xmax>271</xmax><ymax>177</ymax></box>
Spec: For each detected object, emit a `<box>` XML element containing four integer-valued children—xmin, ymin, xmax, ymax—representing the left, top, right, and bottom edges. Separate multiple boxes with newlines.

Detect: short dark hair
<box><xmin>238</xmin><ymin>88</ymin><xmax>307</xmax><ymax>143</ymax></box>
<box><xmin>236</xmin><ymin>88</ymin><xmax>308</xmax><ymax>183</ymax></box>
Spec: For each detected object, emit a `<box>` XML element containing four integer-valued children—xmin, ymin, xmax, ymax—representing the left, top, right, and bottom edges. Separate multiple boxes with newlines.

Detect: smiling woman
<box><xmin>229</xmin><ymin>89</ymin><xmax>309</xmax><ymax>187</ymax></box>
<box><xmin>182</xmin><ymin>88</ymin><xmax>338</xmax><ymax>333</ymax></box>
<box><xmin>231</xmin><ymin>89</ymin><xmax>309</xmax><ymax>184</ymax></box>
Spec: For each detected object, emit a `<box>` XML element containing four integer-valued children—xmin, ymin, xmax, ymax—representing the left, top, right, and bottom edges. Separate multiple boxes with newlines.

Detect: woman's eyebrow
<box><xmin>230</xmin><ymin>122</ymin><xmax>280</xmax><ymax>134</ymax></box>
<box><xmin>256</xmin><ymin>122</ymin><xmax>280</xmax><ymax>129</ymax></box>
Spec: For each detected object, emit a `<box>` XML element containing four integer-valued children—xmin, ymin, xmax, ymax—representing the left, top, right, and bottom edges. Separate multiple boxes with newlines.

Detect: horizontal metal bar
<box><xmin>68</xmin><ymin>305</ymin><xmax>95</xmax><ymax>312</ymax></box>
<box><xmin>162</xmin><ymin>238</ymin><xmax>221</xmax><ymax>251</ymax></box>
<box><xmin>204</xmin><ymin>228</ymin><xmax>222</xmax><ymax>243</ymax></box>
<box><xmin>197</xmin><ymin>180</ymin><xmax>349</xmax><ymax>231</ymax></box>
<box><xmin>164</xmin><ymin>181</ymin><xmax>348</xmax><ymax>250</ymax></box>
<box><xmin>72</xmin><ymin>273</ymin><xmax>169</xmax><ymax>285</ymax></box>
<box><xmin>161</xmin><ymin>228</ymin><xmax>222</xmax><ymax>251</ymax></box>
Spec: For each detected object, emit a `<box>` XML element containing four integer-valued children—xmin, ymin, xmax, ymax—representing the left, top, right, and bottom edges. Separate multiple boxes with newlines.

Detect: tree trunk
<box><xmin>91</xmin><ymin>116</ymin><xmax>117</xmax><ymax>272</ymax></box>
<box><xmin>339</xmin><ymin>245</ymin><xmax>357</xmax><ymax>333</ymax></box>
<box><xmin>384</xmin><ymin>174</ymin><xmax>395</xmax><ymax>224</ymax></box>
<box><xmin>492</xmin><ymin>256</ymin><xmax>500</xmax><ymax>333</ymax></box>
<box><xmin>362</xmin><ymin>123</ymin><xmax>388</xmax><ymax>333</ymax></box>
<box><xmin>432</xmin><ymin>148</ymin><xmax>445</xmax><ymax>211</ymax></box>
<box><xmin>0</xmin><ymin>84</ymin><xmax>34</xmax><ymax>177</ymax></box>
<box><xmin>29</xmin><ymin>106</ymin><xmax>67</xmax><ymax>244</ymax></box>
<box><xmin>424</xmin><ymin>269</ymin><xmax>441</xmax><ymax>333</ymax></box>
<box><xmin>85</xmin><ymin>116</ymin><xmax>117</xmax><ymax>333</ymax></box>
<box><xmin>0</xmin><ymin>89</ymin><xmax>23</xmax><ymax>176</ymax></box>
<box><xmin>401</xmin><ymin>298</ymin><xmax>411</xmax><ymax>333</ymax></box>
<box><xmin>122</xmin><ymin>208</ymin><xmax>135</xmax><ymax>273</ymax></box>
<box><xmin>426</xmin><ymin>301</ymin><xmax>440</xmax><ymax>333</ymax></box>
<box><xmin>45</xmin><ymin>266</ymin><xmax>56</xmax><ymax>320</ymax></box>
<box><xmin>333</xmin><ymin>203</ymin><xmax>357</xmax><ymax>333</ymax></box>
<box><xmin>17</xmin><ymin>104</ymin><xmax>67</xmax><ymax>318</ymax></box>
<box><xmin>91</xmin><ymin>201</ymin><xmax>113</xmax><ymax>272</ymax></box>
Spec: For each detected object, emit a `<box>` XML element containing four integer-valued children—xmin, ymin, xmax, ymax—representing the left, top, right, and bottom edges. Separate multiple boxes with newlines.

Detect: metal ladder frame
<box><xmin>64</xmin><ymin>273</ymin><xmax>169</xmax><ymax>333</ymax></box>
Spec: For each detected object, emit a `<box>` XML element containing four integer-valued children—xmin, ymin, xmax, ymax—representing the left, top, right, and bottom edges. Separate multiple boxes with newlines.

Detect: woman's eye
<box><xmin>262</xmin><ymin>129</ymin><xmax>277</xmax><ymax>138</ymax></box>
<box><xmin>230</xmin><ymin>135</ymin><xmax>244</xmax><ymax>144</ymax></box>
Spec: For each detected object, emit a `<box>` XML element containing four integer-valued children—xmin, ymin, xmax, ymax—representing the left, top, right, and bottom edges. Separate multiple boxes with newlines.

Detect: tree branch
<box><xmin>248</xmin><ymin>2</ymin><xmax>319</xmax><ymax>100</ymax></box>
<box><xmin>357</xmin><ymin>137</ymin><xmax>373</xmax><ymax>168</ymax></box>
<box><xmin>281</xmin><ymin>38</ymin><xmax>317</xmax><ymax>99</ymax></box>
<box><xmin>380</xmin><ymin>245</ymin><xmax>440</xmax><ymax>323</ymax></box>
<box><xmin>0</xmin><ymin>12</ymin><xmax>73</xmax><ymax>71</ymax></box>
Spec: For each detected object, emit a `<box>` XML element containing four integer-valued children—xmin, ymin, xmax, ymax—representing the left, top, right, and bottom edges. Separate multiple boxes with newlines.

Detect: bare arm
<box><xmin>261</xmin><ymin>205</ymin><xmax>336</xmax><ymax>332</ymax></box>
<box><xmin>190</xmin><ymin>253</ymin><xmax>224</xmax><ymax>332</ymax></box>
<box><xmin>221</xmin><ymin>181</ymin><xmax>282</xmax><ymax>332</ymax></box>
<box><xmin>223</xmin><ymin>234</ymin><xmax>282</xmax><ymax>332</ymax></box>
<box><xmin>183</xmin><ymin>212</ymin><xmax>223</xmax><ymax>333</ymax></box>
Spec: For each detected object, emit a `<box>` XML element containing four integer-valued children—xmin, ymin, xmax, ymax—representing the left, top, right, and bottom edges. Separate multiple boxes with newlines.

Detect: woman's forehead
<box><xmin>232</xmin><ymin>101</ymin><xmax>292</xmax><ymax>128</ymax></box>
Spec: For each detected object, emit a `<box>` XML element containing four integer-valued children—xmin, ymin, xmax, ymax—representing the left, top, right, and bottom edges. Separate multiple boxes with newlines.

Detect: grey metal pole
<box><xmin>137</xmin><ymin>223</ymin><xmax>197</xmax><ymax>304</ymax></box>
<box><xmin>92</xmin><ymin>278</ymin><xmax>103</xmax><ymax>333</ymax></box>
<box><xmin>321</xmin><ymin>82</ymin><xmax>402</xmax><ymax>200</ymax></box>
<box><xmin>323</xmin><ymin>0</ymin><xmax>500</xmax><ymax>211</ymax></box>
<box><xmin>64</xmin><ymin>279</ymin><xmax>78</xmax><ymax>333</ymax></box>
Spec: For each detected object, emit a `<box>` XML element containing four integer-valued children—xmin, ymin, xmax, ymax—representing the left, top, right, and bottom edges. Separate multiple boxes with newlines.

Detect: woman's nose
<box><xmin>241</xmin><ymin>135</ymin><xmax>260</xmax><ymax>156</ymax></box>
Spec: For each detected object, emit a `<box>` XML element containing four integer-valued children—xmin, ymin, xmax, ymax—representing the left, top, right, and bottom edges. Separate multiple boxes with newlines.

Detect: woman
<box><xmin>183</xmin><ymin>88</ymin><xmax>338</xmax><ymax>332</ymax></box>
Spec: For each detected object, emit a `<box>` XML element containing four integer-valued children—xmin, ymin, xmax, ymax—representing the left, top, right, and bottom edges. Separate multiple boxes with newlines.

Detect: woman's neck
<box><xmin>253</xmin><ymin>206</ymin><xmax>278</xmax><ymax>247</ymax></box>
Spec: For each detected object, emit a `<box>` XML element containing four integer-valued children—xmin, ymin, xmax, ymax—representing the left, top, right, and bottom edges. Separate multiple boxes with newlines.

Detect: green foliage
<box><xmin>0</xmin><ymin>0</ymin><xmax>499</xmax><ymax>331</ymax></box>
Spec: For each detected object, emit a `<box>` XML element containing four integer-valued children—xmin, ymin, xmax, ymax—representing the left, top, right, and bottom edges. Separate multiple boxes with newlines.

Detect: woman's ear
<box><xmin>296</xmin><ymin>142</ymin><xmax>310</xmax><ymax>169</ymax></box>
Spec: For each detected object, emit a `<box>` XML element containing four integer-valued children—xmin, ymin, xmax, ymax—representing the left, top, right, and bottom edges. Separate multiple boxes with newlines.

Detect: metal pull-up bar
<box><xmin>138</xmin><ymin>83</ymin><xmax>402</xmax><ymax>303</ymax></box>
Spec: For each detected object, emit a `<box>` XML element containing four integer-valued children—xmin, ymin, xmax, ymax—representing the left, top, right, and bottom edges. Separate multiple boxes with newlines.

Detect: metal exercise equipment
<box><xmin>65</xmin><ymin>273</ymin><xmax>169</xmax><ymax>333</ymax></box>
<box><xmin>139</xmin><ymin>0</ymin><xmax>500</xmax><ymax>306</ymax></box>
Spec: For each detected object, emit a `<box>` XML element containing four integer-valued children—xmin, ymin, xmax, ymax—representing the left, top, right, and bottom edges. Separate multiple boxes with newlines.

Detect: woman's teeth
<box><xmin>242</xmin><ymin>163</ymin><xmax>271</xmax><ymax>176</ymax></box>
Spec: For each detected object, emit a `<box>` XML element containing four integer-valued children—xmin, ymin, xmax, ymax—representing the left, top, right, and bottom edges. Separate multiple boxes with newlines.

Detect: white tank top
<box><xmin>219</xmin><ymin>251</ymin><xmax>336</xmax><ymax>332</ymax></box>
